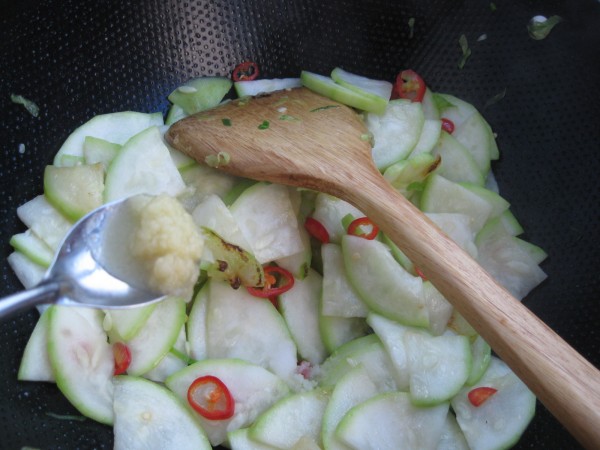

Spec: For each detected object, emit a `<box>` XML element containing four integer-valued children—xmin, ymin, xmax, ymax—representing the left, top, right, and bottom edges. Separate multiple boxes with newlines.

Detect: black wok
<box><xmin>1</xmin><ymin>0</ymin><xmax>599</xmax><ymax>448</ymax></box>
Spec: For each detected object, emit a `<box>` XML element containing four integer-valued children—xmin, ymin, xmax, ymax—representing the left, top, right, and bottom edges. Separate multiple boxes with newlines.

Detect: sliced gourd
<box><xmin>421</xmin><ymin>174</ymin><xmax>494</xmax><ymax>232</ymax></box>
<box><xmin>230</xmin><ymin>182</ymin><xmax>305</xmax><ymax>264</ymax></box>
<box><xmin>279</xmin><ymin>269</ymin><xmax>328</xmax><ymax>365</ymax></box>
<box><xmin>318</xmin><ymin>334</ymin><xmax>397</xmax><ymax>393</ymax></box>
<box><xmin>432</xmin><ymin>131</ymin><xmax>484</xmax><ymax>186</ymax></box>
<box><xmin>249</xmin><ymin>388</ymin><xmax>330</xmax><ymax>449</ymax></box>
<box><xmin>451</xmin><ymin>357</ymin><xmax>536</xmax><ymax>450</ymax></box>
<box><xmin>300</xmin><ymin>71</ymin><xmax>387</xmax><ymax>114</ymax></box>
<box><xmin>44</xmin><ymin>163</ymin><xmax>104</xmax><ymax>221</ymax></box>
<box><xmin>113</xmin><ymin>375</ymin><xmax>211</xmax><ymax>450</ymax></box>
<box><xmin>206</xmin><ymin>280</ymin><xmax>298</xmax><ymax>381</ymax></box>
<box><xmin>342</xmin><ymin>235</ymin><xmax>429</xmax><ymax>328</ymax></box>
<box><xmin>18</xmin><ymin>308</ymin><xmax>54</xmax><ymax>382</ymax></box>
<box><xmin>9</xmin><ymin>230</ymin><xmax>54</xmax><ymax>267</ymax></box>
<box><xmin>167</xmin><ymin>76</ymin><xmax>232</xmax><ymax>115</ymax></box>
<box><xmin>83</xmin><ymin>136</ymin><xmax>120</xmax><ymax>169</ymax></box>
<box><xmin>7</xmin><ymin>251</ymin><xmax>46</xmax><ymax>290</ymax></box>
<box><xmin>234</xmin><ymin>78</ymin><xmax>301</xmax><ymax>97</ymax></box>
<box><xmin>47</xmin><ymin>306</ymin><xmax>114</xmax><ymax>424</ymax></box>
<box><xmin>366</xmin><ymin>99</ymin><xmax>425</xmax><ymax>170</ymax></box>
<box><xmin>124</xmin><ymin>297</ymin><xmax>187</xmax><ymax>376</ymax></box>
<box><xmin>321</xmin><ymin>243</ymin><xmax>368</xmax><ymax>318</ymax></box>
<box><xmin>17</xmin><ymin>195</ymin><xmax>73</xmax><ymax>250</ymax></box>
<box><xmin>310</xmin><ymin>193</ymin><xmax>364</xmax><ymax>244</ymax></box>
<box><xmin>54</xmin><ymin>111</ymin><xmax>163</xmax><ymax>165</ymax></box>
<box><xmin>165</xmin><ymin>358</ymin><xmax>290</xmax><ymax>447</ymax></box>
<box><xmin>336</xmin><ymin>391</ymin><xmax>449</xmax><ymax>450</ymax></box>
<box><xmin>321</xmin><ymin>364</ymin><xmax>380</xmax><ymax>450</ymax></box>
<box><xmin>104</xmin><ymin>126</ymin><xmax>185</xmax><ymax>202</ymax></box>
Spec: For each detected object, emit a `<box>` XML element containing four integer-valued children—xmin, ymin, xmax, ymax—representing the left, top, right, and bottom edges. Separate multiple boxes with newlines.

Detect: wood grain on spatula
<box><xmin>167</xmin><ymin>87</ymin><xmax>600</xmax><ymax>449</ymax></box>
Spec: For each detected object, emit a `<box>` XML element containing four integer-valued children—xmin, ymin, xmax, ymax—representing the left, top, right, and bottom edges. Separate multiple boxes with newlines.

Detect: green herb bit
<box><xmin>194</xmin><ymin>113</ymin><xmax>218</xmax><ymax>122</ymax></box>
<box><xmin>310</xmin><ymin>105</ymin><xmax>340</xmax><ymax>112</ymax></box>
<box><xmin>237</xmin><ymin>96</ymin><xmax>251</xmax><ymax>106</ymax></box>
<box><xmin>490</xmin><ymin>2</ymin><xmax>497</xmax><ymax>12</ymax></box>
<box><xmin>258</xmin><ymin>120</ymin><xmax>270</xmax><ymax>130</ymax></box>
<box><xmin>45</xmin><ymin>412</ymin><xmax>86</xmax><ymax>422</ymax></box>
<box><xmin>222</xmin><ymin>118</ymin><xmax>232</xmax><ymax>126</ymax></box>
<box><xmin>279</xmin><ymin>114</ymin><xmax>299</xmax><ymax>122</ymax></box>
<box><xmin>484</xmin><ymin>88</ymin><xmax>507</xmax><ymax>109</ymax></box>
<box><xmin>273</xmin><ymin>96</ymin><xmax>289</xmax><ymax>107</ymax></box>
<box><xmin>10</xmin><ymin>94</ymin><xmax>40</xmax><ymax>117</ymax></box>
<box><xmin>205</xmin><ymin>151</ymin><xmax>231</xmax><ymax>168</ymax></box>
<box><xmin>458</xmin><ymin>34</ymin><xmax>472</xmax><ymax>69</ymax></box>
<box><xmin>528</xmin><ymin>15</ymin><xmax>563</xmax><ymax>40</ymax></box>
<box><xmin>360</xmin><ymin>132</ymin><xmax>373</xmax><ymax>143</ymax></box>
<box><xmin>408</xmin><ymin>17</ymin><xmax>415</xmax><ymax>39</ymax></box>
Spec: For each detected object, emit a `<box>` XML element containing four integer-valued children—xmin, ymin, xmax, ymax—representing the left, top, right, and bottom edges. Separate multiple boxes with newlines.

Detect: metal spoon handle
<box><xmin>0</xmin><ymin>281</ymin><xmax>63</xmax><ymax>319</ymax></box>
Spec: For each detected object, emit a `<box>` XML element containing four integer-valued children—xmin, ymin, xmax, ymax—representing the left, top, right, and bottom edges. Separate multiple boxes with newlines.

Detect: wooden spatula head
<box><xmin>166</xmin><ymin>87</ymin><xmax>376</xmax><ymax>195</ymax></box>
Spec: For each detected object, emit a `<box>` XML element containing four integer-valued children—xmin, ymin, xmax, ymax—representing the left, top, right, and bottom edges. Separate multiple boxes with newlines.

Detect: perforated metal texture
<box><xmin>1</xmin><ymin>0</ymin><xmax>598</xmax><ymax>448</ymax></box>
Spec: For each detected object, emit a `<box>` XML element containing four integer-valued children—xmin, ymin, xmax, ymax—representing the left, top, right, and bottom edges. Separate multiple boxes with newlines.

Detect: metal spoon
<box><xmin>0</xmin><ymin>197</ymin><xmax>165</xmax><ymax>319</ymax></box>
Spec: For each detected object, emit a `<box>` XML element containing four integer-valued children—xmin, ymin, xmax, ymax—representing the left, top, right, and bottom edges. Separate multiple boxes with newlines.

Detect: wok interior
<box><xmin>1</xmin><ymin>0</ymin><xmax>598</xmax><ymax>447</ymax></box>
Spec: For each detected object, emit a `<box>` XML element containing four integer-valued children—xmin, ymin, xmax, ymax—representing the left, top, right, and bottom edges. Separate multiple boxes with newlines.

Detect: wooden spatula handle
<box><xmin>340</xmin><ymin>168</ymin><xmax>600</xmax><ymax>449</ymax></box>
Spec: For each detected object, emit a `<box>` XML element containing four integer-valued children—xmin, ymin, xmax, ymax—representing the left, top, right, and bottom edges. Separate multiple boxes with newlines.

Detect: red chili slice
<box><xmin>187</xmin><ymin>375</ymin><xmax>235</xmax><ymax>420</ymax></box>
<box><xmin>247</xmin><ymin>265</ymin><xmax>295</xmax><ymax>298</ymax></box>
<box><xmin>468</xmin><ymin>386</ymin><xmax>498</xmax><ymax>407</ymax></box>
<box><xmin>304</xmin><ymin>217</ymin><xmax>330</xmax><ymax>244</ymax></box>
<box><xmin>347</xmin><ymin>217</ymin><xmax>379</xmax><ymax>240</ymax></box>
<box><xmin>113</xmin><ymin>342</ymin><xmax>131</xmax><ymax>375</ymax></box>
<box><xmin>232</xmin><ymin>61</ymin><xmax>259</xmax><ymax>82</ymax></box>
<box><xmin>441</xmin><ymin>118</ymin><xmax>455</xmax><ymax>134</ymax></box>
<box><xmin>394</xmin><ymin>69</ymin><xmax>426</xmax><ymax>103</ymax></box>
<box><xmin>414</xmin><ymin>266</ymin><xmax>428</xmax><ymax>281</ymax></box>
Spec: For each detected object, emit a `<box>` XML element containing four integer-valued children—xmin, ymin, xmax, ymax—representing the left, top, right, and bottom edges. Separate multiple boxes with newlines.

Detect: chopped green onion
<box><xmin>484</xmin><ymin>88</ymin><xmax>507</xmax><ymax>109</ymax></box>
<box><xmin>490</xmin><ymin>2</ymin><xmax>497</xmax><ymax>12</ymax></box>
<box><xmin>408</xmin><ymin>18</ymin><xmax>415</xmax><ymax>39</ymax></box>
<box><xmin>458</xmin><ymin>34</ymin><xmax>472</xmax><ymax>69</ymax></box>
<box><xmin>10</xmin><ymin>94</ymin><xmax>40</xmax><ymax>117</ymax></box>
<box><xmin>360</xmin><ymin>132</ymin><xmax>373</xmax><ymax>144</ymax></box>
<box><xmin>274</xmin><ymin>96</ymin><xmax>289</xmax><ymax>107</ymax></box>
<box><xmin>205</xmin><ymin>151</ymin><xmax>231</xmax><ymax>168</ymax></box>
<box><xmin>222</xmin><ymin>118</ymin><xmax>232</xmax><ymax>126</ymax></box>
<box><xmin>45</xmin><ymin>412</ymin><xmax>86</xmax><ymax>422</ymax></box>
<box><xmin>310</xmin><ymin>105</ymin><xmax>340</xmax><ymax>112</ymax></box>
<box><xmin>528</xmin><ymin>15</ymin><xmax>562</xmax><ymax>40</ymax></box>
<box><xmin>279</xmin><ymin>114</ymin><xmax>299</xmax><ymax>121</ymax></box>
<box><xmin>258</xmin><ymin>120</ymin><xmax>270</xmax><ymax>130</ymax></box>
<box><xmin>237</xmin><ymin>96</ymin><xmax>251</xmax><ymax>106</ymax></box>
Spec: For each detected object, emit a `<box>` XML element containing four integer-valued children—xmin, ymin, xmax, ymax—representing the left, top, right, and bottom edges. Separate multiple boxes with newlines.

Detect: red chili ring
<box><xmin>187</xmin><ymin>375</ymin><xmax>235</xmax><ymax>420</ymax></box>
<box><xmin>232</xmin><ymin>61</ymin><xmax>259</xmax><ymax>82</ymax></box>
<box><xmin>347</xmin><ymin>217</ymin><xmax>379</xmax><ymax>240</ymax></box>
<box><xmin>441</xmin><ymin>118</ymin><xmax>455</xmax><ymax>134</ymax></box>
<box><xmin>247</xmin><ymin>265</ymin><xmax>295</xmax><ymax>298</ymax></box>
<box><xmin>304</xmin><ymin>217</ymin><xmax>330</xmax><ymax>244</ymax></box>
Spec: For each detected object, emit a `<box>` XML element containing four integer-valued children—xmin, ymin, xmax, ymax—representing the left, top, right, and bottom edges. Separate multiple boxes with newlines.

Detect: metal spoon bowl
<box><xmin>0</xmin><ymin>198</ymin><xmax>165</xmax><ymax>319</ymax></box>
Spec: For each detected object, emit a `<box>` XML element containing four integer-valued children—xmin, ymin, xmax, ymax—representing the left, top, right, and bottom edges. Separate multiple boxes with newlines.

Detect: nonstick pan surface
<box><xmin>1</xmin><ymin>0</ymin><xmax>599</xmax><ymax>448</ymax></box>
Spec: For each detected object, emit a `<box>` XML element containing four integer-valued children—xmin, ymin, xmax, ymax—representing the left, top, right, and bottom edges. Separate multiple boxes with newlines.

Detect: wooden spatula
<box><xmin>167</xmin><ymin>87</ymin><xmax>600</xmax><ymax>449</ymax></box>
